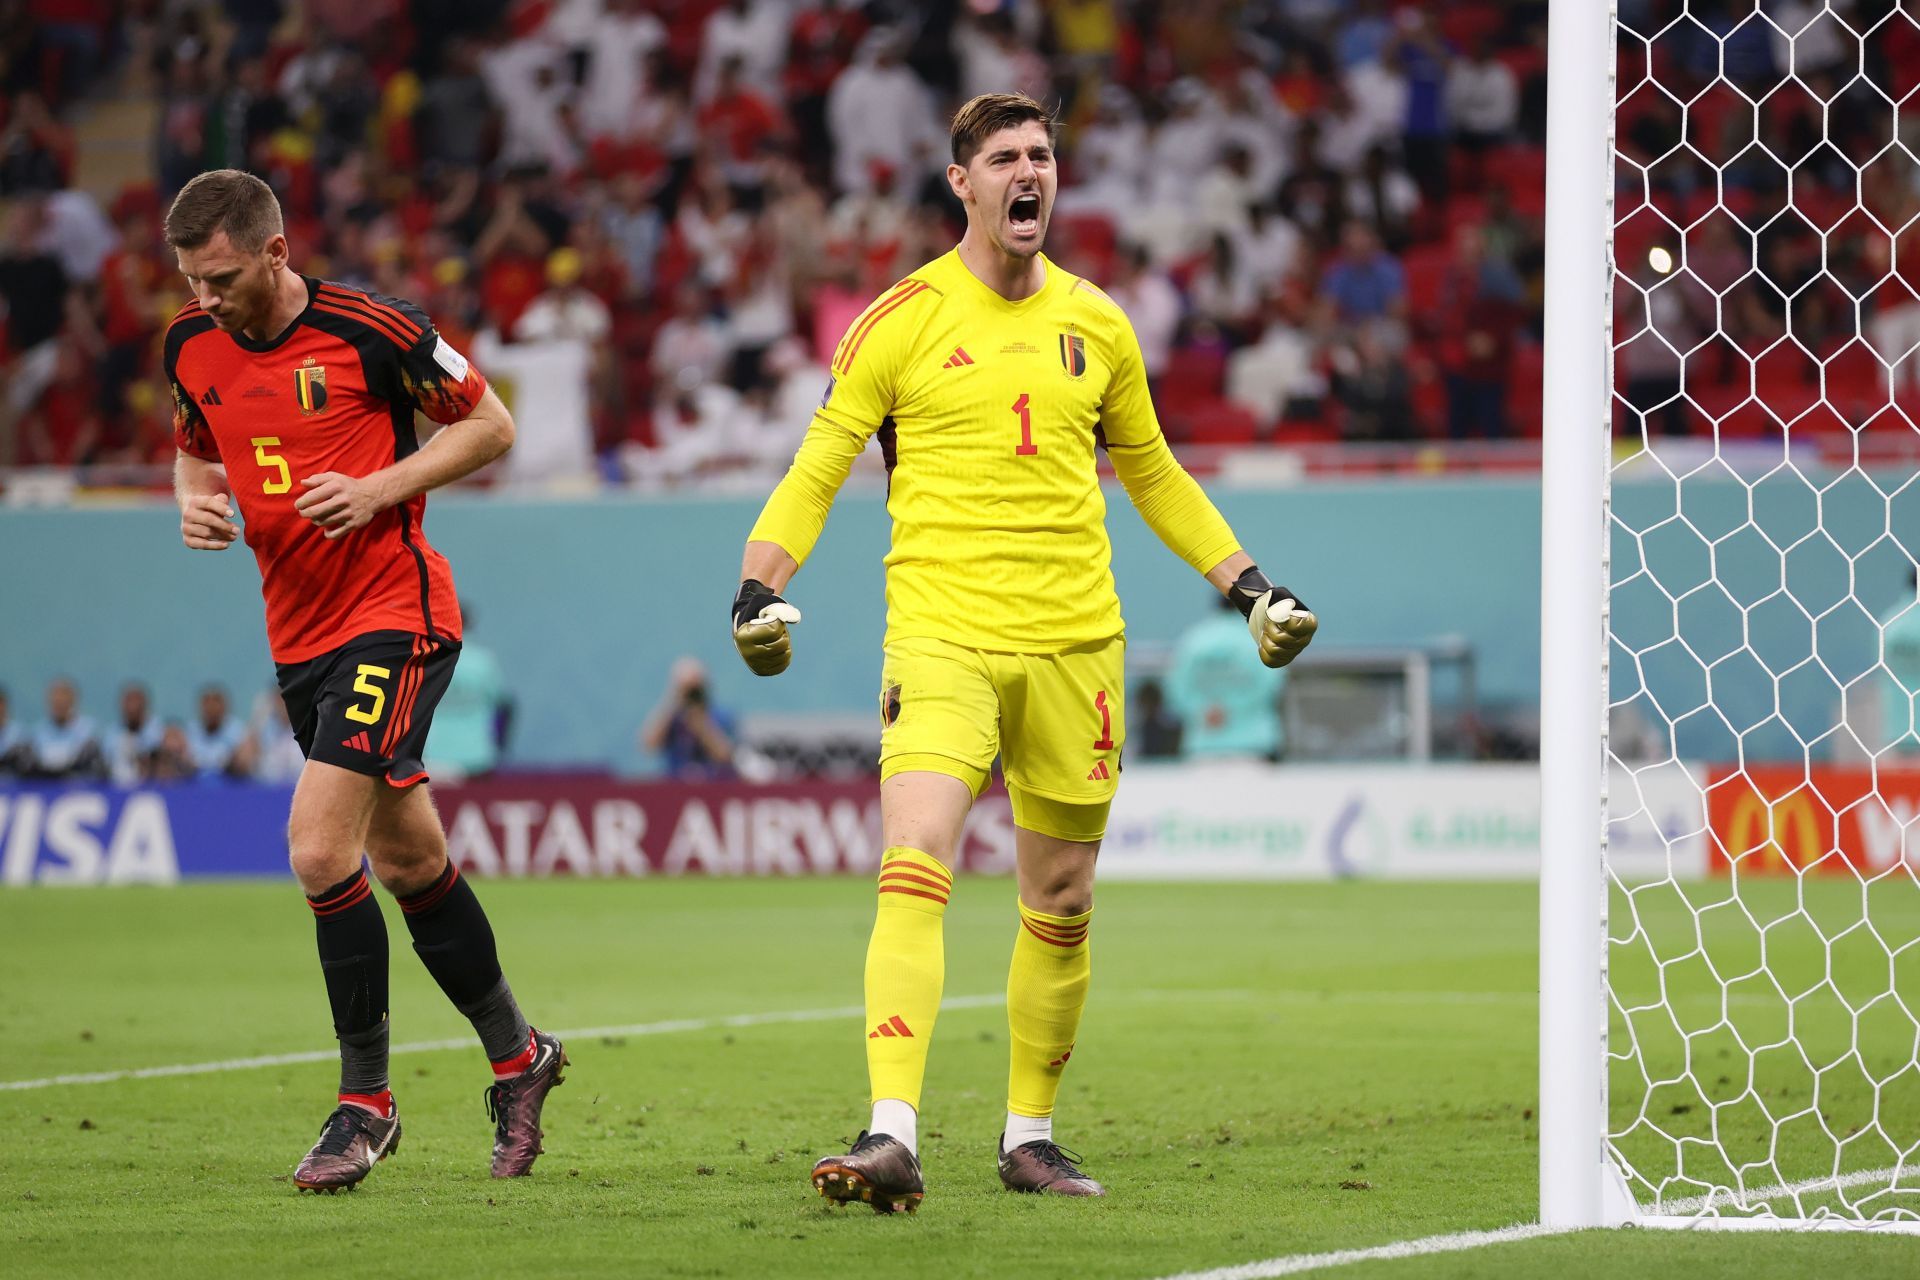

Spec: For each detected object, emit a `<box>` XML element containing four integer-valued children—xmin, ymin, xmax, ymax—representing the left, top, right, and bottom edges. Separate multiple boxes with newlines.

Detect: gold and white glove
<box><xmin>731</xmin><ymin>579</ymin><xmax>802</xmax><ymax>677</ymax></box>
<box><xmin>1228</xmin><ymin>568</ymin><xmax>1318</xmax><ymax>669</ymax></box>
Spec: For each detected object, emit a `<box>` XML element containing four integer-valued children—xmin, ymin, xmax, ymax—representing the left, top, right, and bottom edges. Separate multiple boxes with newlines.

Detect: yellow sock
<box><xmin>864</xmin><ymin>847</ymin><xmax>952</xmax><ymax>1110</ymax></box>
<box><xmin>1006</xmin><ymin>898</ymin><xmax>1092</xmax><ymax>1120</ymax></box>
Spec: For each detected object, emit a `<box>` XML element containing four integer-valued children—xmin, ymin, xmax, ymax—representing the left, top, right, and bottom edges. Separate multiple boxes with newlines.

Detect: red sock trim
<box><xmin>491</xmin><ymin>1029</ymin><xmax>537</xmax><ymax>1077</ymax></box>
<box><xmin>308</xmin><ymin>868</ymin><xmax>372</xmax><ymax>916</ymax></box>
<box><xmin>397</xmin><ymin>862</ymin><xmax>459</xmax><ymax>916</ymax></box>
<box><xmin>339</xmin><ymin>1089</ymin><xmax>394</xmax><ymax>1118</ymax></box>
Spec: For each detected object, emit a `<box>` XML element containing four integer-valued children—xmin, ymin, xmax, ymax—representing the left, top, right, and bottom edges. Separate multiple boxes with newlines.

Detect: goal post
<box><xmin>1543</xmin><ymin>0</ymin><xmax>1920</xmax><ymax>1233</ymax></box>
<box><xmin>1540</xmin><ymin>0</ymin><xmax>1619</xmax><ymax>1232</ymax></box>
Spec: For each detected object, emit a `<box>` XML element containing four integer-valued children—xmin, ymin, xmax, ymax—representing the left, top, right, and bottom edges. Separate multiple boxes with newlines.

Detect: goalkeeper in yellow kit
<box><xmin>732</xmin><ymin>92</ymin><xmax>1317</xmax><ymax>1212</ymax></box>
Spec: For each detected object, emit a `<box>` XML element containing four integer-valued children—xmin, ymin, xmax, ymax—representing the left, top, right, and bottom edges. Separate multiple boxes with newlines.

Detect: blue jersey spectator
<box><xmin>641</xmin><ymin>658</ymin><xmax>738</xmax><ymax>779</ymax></box>
<box><xmin>0</xmin><ymin>686</ymin><xmax>23</xmax><ymax>774</ymax></box>
<box><xmin>27</xmin><ymin>677</ymin><xmax>104</xmax><ymax>779</ymax></box>
<box><xmin>107</xmin><ymin>682</ymin><xmax>164</xmax><ymax>785</ymax></box>
<box><xmin>1322</xmin><ymin>220</ymin><xmax>1405</xmax><ymax>324</ymax></box>
<box><xmin>183</xmin><ymin>685</ymin><xmax>253</xmax><ymax>779</ymax></box>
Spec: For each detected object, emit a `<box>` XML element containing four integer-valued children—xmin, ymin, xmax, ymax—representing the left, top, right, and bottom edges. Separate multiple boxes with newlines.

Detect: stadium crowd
<box><xmin>0</xmin><ymin>676</ymin><xmax>308</xmax><ymax>784</ymax></box>
<box><xmin>0</xmin><ymin>0</ymin><xmax>1575</xmax><ymax>483</ymax></box>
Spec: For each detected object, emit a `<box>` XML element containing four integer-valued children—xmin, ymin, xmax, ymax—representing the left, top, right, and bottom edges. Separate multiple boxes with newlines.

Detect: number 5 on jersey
<box><xmin>344</xmin><ymin>664</ymin><xmax>390</xmax><ymax>725</ymax></box>
<box><xmin>252</xmin><ymin>436</ymin><xmax>291</xmax><ymax>494</ymax></box>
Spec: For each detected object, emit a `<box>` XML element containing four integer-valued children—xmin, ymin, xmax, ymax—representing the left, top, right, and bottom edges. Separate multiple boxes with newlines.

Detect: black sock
<box><xmin>308</xmin><ymin>866</ymin><xmax>390</xmax><ymax>1095</ymax></box>
<box><xmin>398</xmin><ymin>862</ymin><xmax>531</xmax><ymax>1063</ymax></box>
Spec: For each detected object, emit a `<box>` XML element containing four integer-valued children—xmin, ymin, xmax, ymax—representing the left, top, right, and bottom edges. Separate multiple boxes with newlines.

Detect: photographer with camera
<box><xmin>639</xmin><ymin>656</ymin><xmax>739</xmax><ymax>779</ymax></box>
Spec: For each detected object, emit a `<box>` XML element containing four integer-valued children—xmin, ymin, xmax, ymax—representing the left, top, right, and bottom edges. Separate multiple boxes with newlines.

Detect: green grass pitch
<box><xmin>3</xmin><ymin>878</ymin><xmax>1918</xmax><ymax>1278</ymax></box>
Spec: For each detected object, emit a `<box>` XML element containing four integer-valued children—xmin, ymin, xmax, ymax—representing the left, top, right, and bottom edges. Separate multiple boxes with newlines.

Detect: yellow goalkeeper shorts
<box><xmin>877</xmin><ymin>634</ymin><xmax>1125</xmax><ymax>839</ymax></box>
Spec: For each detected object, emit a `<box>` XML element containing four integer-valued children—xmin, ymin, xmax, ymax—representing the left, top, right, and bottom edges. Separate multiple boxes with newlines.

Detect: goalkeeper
<box><xmin>731</xmin><ymin>92</ymin><xmax>1317</xmax><ymax>1213</ymax></box>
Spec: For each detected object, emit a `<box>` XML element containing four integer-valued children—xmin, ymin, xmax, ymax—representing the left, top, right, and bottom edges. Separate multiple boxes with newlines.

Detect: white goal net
<box><xmin>1601</xmin><ymin>0</ymin><xmax>1920</xmax><ymax>1228</ymax></box>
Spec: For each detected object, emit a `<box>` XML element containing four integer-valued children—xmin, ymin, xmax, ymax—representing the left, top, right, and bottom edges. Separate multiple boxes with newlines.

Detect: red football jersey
<box><xmin>166</xmin><ymin>277</ymin><xmax>487</xmax><ymax>663</ymax></box>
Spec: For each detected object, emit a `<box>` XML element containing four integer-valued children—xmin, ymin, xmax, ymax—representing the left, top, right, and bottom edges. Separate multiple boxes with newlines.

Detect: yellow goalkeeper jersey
<box><xmin>749</xmin><ymin>248</ymin><xmax>1242</xmax><ymax>653</ymax></box>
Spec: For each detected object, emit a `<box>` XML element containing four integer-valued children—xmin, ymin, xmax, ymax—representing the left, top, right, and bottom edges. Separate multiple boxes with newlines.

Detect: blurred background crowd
<box><xmin>0</xmin><ymin>0</ymin><xmax>1575</xmax><ymax>488</ymax></box>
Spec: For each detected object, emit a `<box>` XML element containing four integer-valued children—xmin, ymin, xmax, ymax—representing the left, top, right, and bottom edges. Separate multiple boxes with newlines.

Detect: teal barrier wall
<box><xmin>1611</xmin><ymin>468</ymin><xmax>1920</xmax><ymax>763</ymax></box>
<box><xmin>5</xmin><ymin>479</ymin><xmax>1546</xmax><ymax>769</ymax></box>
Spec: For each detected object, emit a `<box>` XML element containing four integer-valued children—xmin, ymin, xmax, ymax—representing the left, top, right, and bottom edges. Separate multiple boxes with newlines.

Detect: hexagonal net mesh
<box><xmin>1608</xmin><ymin>0</ymin><xmax>1920</xmax><ymax>1224</ymax></box>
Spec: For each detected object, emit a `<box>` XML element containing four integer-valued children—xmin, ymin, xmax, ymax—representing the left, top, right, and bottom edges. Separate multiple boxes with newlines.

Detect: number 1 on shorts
<box><xmin>1093</xmin><ymin>689</ymin><xmax>1114</xmax><ymax>750</ymax></box>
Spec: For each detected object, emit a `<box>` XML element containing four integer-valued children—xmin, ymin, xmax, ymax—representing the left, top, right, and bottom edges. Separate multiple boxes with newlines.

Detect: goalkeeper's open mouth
<box><xmin>1008</xmin><ymin>192</ymin><xmax>1043</xmax><ymax>244</ymax></box>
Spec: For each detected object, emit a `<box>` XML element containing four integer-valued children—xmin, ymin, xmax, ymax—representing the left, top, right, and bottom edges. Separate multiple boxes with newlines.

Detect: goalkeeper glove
<box><xmin>732</xmin><ymin>578</ymin><xmax>802</xmax><ymax>676</ymax></box>
<box><xmin>1227</xmin><ymin>567</ymin><xmax>1317</xmax><ymax>669</ymax></box>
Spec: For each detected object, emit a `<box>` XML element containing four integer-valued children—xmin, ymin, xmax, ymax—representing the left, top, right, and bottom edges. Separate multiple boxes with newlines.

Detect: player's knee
<box><xmin>286</xmin><ymin>829</ymin><xmax>358</xmax><ymax>895</ymax></box>
<box><xmin>1025</xmin><ymin>873</ymin><xmax>1093</xmax><ymax>918</ymax></box>
<box><xmin>368</xmin><ymin>855</ymin><xmax>441</xmax><ymax>898</ymax></box>
<box><xmin>365</xmin><ymin>836</ymin><xmax>446</xmax><ymax>897</ymax></box>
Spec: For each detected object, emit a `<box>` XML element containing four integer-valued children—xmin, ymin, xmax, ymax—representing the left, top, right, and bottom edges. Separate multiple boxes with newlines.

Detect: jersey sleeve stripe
<box><xmin>166</xmin><ymin>300</ymin><xmax>205</xmax><ymax>331</ymax></box>
<box><xmin>317</xmin><ymin>286</ymin><xmax>426</xmax><ymax>341</ymax></box>
<box><xmin>1068</xmin><ymin>277</ymin><xmax>1121</xmax><ymax>312</ymax></box>
<box><xmin>829</xmin><ymin>279</ymin><xmax>921</xmax><ymax>371</ymax></box>
<box><xmin>315</xmin><ymin>290</ymin><xmax>422</xmax><ymax>344</ymax></box>
<box><xmin>311</xmin><ymin>299</ymin><xmax>415</xmax><ymax>349</ymax></box>
<box><xmin>835</xmin><ymin>281</ymin><xmax>930</xmax><ymax>374</ymax></box>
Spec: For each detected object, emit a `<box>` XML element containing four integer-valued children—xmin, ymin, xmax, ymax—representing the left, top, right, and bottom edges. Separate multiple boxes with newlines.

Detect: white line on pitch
<box><xmin>1655</xmin><ymin>1165</ymin><xmax>1917</xmax><ymax>1214</ymax></box>
<box><xmin>0</xmin><ymin>987</ymin><xmax>1525</xmax><ymax>1095</ymax></box>
<box><xmin>0</xmin><ymin>994</ymin><xmax>1011</xmax><ymax>1093</ymax></box>
<box><xmin>1151</xmin><ymin>1223</ymin><xmax>1568</xmax><ymax>1280</ymax></box>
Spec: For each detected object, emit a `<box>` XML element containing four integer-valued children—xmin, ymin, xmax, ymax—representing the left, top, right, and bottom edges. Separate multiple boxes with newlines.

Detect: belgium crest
<box><xmin>1059</xmin><ymin>332</ymin><xmax>1087</xmax><ymax>379</ymax></box>
<box><xmin>294</xmin><ymin>357</ymin><xmax>329</xmax><ymax>415</ymax></box>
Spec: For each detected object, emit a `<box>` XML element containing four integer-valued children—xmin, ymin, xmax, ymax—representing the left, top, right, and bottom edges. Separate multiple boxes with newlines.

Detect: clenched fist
<box><xmin>1228</xmin><ymin>567</ymin><xmax>1318</xmax><ymax>669</ymax></box>
<box><xmin>732</xmin><ymin>578</ymin><xmax>802</xmax><ymax>676</ymax></box>
<box><xmin>181</xmin><ymin>493</ymin><xmax>239</xmax><ymax>550</ymax></box>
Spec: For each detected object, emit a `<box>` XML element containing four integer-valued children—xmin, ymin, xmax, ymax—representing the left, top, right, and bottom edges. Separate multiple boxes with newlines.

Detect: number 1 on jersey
<box><xmin>1093</xmin><ymin>689</ymin><xmax>1115</xmax><ymax>750</ymax></box>
<box><xmin>1013</xmin><ymin>393</ymin><xmax>1037</xmax><ymax>456</ymax></box>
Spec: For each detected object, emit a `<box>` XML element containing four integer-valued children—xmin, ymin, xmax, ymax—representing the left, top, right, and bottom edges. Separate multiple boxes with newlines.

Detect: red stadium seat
<box><xmin>1403</xmin><ymin>245</ymin><xmax>1453</xmax><ymax>322</ymax></box>
<box><xmin>1823</xmin><ymin>344</ymin><xmax>1894</xmax><ymax>424</ymax></box>
<box><xmin>1051</xmin><ymin>211</ymin><xmax>1118</xmax><ymax>279</ymax></box>
<box><xmin>1754</xmin><ymin>345</ymin><xmax>1822</xmax><ymax>421</ymax></box>
<box><xmin>1272</xmin><ymin>417</ymin><xmax>1342</xmax><ymax>444</ymax></box>
<box><xmin>1160</xmin><ymin>347</ymin><xmax>1227</xmax><ymax>405</ymax></box>
<box><xmin>1178</xmin><ymin>398</ymin><xmax>1260</xmax><ymax>445</ymax></box>
<box><xmin>1508</xmin><ymin>340</ymin><xmax>1545</xmax><ymax>437</ymax></box>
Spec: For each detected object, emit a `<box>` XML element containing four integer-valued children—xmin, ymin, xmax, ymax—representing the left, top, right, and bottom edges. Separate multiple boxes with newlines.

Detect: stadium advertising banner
<box><xmin>432</xmin><ymin>777</ymin><xmax>1018</xmax><ymax>878</ymax></box>
<box><xmin>0</xmin><ymin>766</ymin><xmax>1714</xmax><ymax>885</ymax></box>
<box><xmin>1701</xmin><ymin>764</ymin><xmax>1920</xmax><ymax>876</ymax></box>
<box><xmin>1105</xmin><ymin>762</ymin><xmax>1705</xmax><ymax>880</ymax></box>
<box><xmin>0</xmin><ymin>782</ymin><xmax>288</xmax><ymax>885</ymax></box>
<box><xmin>0</xmin><ymin>778</ymin><xmax>1017</xmax><ymax>884</ymax></box>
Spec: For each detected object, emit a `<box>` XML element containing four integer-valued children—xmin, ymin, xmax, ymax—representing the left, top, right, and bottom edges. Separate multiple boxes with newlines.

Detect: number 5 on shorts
<box><xmin>345</xmin><ymin>664</ymin><xmax>391</xmax><ymax>724</ymax></box>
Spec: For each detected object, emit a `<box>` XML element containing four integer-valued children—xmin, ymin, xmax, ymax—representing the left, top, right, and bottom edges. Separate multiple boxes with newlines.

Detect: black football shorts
<box><xmin>276</xmin><ymin>630</ymin><xmax>460</xmax><ymax>786</ymax></box>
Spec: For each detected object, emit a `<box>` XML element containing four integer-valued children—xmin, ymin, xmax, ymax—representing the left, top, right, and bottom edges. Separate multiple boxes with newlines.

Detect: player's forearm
<box><xmin>1108</xmin><ymin>437</ymin><xmax>1244</xmax><ymax>578</ymax></box>
<box><xmin>369</xmin><ymin>396</ymin><xmax>514</xmax><ymax>507</ymax></box>
<box><xmin>1205</xmin><ymin>550</ymin><xmax>1256</xmax><ymax>595</ymax></box>
<box><xmin>173</xmin><ymin>451</ymin><xmax>227</xmax><ymax>505</ymax></box>
<box><xmin>741</xmin><ymin>541</ymin><xmax>800</xmax><ymax>592</ymax></box>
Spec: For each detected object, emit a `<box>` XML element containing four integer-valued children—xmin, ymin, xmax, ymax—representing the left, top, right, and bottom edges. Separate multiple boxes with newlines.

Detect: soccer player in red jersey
<box><xmin>163</xmin><ymin>170</ymin><xmax>566</xmax><ymax>1193</ymax></box>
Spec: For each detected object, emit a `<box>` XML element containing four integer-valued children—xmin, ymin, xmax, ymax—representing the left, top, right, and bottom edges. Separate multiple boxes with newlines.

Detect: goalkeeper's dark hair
<box><xmin>164</xmin><ymin>169</ymin><xmax>284</xmax><ymax>252</ymax></box>
<box><xmin>950</xmin><ymin>92</ymin><xmax>1058</xmax><ymax>167</ymax></box>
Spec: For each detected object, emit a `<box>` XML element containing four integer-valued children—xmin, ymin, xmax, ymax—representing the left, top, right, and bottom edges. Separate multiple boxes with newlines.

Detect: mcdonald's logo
<box><xmin>1714</xmin><ymin>787</ymin><xmax>1827</xmax><ymax>874</ymax></box>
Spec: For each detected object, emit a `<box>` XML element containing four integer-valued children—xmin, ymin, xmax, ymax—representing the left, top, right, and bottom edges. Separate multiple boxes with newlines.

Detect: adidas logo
<box><xmin>942</xmin><ymin>346</ymin><xmax>974</xmax><ymax>368</ymax></box>
<box><xmin>1086</xmin><ymin>761</ymin><xmax>1111</xmax><ymax>781</ymax></box>
<box><xmin>868</xmin><ymin>1016</ymin><xmax>914</xmax><ymax>1039</ymax></box>
<box><xmin>340</xmin><ymin>731</ymin><xmax>372</xmax><ymax>753</ymax></box>
<box><xmin>199</xmin><ymin>386</ymin><xmax>222</xmax><ymax>405</ymax></box>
